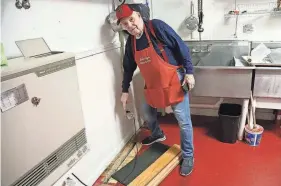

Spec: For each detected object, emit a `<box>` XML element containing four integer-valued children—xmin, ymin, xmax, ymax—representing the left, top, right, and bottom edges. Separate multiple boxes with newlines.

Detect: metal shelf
<box><xmin>224</xmin><ymin>9</ymin><xmax>281</xmax><ymax>18</ymax></box>
<box><xmin>223</xmin><ymin>1</ymin><xmax>280</xmax><ymax>38</ymax></box>
<box><xmin>224</xmin><ymin>1</ymin><xmax>281</xmax><ymax>18</ymax></box>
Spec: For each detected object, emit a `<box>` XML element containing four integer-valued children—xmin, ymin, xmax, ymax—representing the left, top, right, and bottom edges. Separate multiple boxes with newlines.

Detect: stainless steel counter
<box><xmin>183</xmin><ymin>40</ymin><xmax>281</xmax><ymax>141</ymax></box>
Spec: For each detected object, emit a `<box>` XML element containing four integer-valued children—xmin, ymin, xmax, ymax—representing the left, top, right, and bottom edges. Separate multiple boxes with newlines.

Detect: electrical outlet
<box><xmin>62</xmin><ymin>177</ymin><xmax>76</xmax><ymax>186</ymax></box>
<box><xmin>243</xmin><ymin>24</ymin><xmax>254</xmax><ymax>33</ymax></box>
<box><xmin>126</xmin><ymin>111</ymin><xmax>135</xmax><ymax>120</ymax></box>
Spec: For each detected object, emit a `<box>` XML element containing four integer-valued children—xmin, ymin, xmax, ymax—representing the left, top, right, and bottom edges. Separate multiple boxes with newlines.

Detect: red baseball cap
<box><xmin>116</xmin><ymin>4</ymin><xmax>133</xmax><ymax>24</ymax></box>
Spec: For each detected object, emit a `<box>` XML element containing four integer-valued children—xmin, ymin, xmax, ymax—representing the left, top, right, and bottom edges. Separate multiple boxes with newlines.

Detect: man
<box><xmin>116</xmin><ymin>4</ymin><xmax>195</xmax><ymax>176</ymax></box>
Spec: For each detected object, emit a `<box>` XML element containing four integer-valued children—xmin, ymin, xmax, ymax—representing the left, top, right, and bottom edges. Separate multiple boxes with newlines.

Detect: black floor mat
<box><xmin>111</xmin><ymin>142</ymin><xmax>170</xmax><ymax>185</ymax></box>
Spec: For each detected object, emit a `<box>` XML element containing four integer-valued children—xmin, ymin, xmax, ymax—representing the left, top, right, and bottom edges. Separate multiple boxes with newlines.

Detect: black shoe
<box><xmin>180</xmin><ymin>157</ymin><xmax>194</xmax><ymax>176</ymax></box>
<box><xmin>141</xmin><ymin>134</ymin><xmax>166</xmax><ymax>145</ymax></box>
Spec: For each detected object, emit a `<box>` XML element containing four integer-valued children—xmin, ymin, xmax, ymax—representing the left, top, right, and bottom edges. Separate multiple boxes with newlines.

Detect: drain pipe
<box><xmin>275</xmin><ymin>110</ymin><xmax>281</xmax><ymax>128</ymax></box>
<box><xmin>118</xmin><ymin>31</ymin><xmax>125</xmax><ymax>71</ymax></box>
<box><xmin>112</xmin><ymin>0</ymin><xmax>142</xmax><ymax>128</ymax></box>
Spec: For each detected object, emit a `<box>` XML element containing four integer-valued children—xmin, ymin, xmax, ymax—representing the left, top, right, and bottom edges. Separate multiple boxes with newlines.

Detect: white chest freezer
<box><xmin>1</xmin><ymin>38</ymin><xmax>89</xmax><ymax>186</ymax></box>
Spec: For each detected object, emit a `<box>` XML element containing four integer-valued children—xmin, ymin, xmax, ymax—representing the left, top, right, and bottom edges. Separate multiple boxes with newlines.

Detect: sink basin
<box><xmin>184</xmin><ymin>40</ymin><xmax>254</xmax><ymax>98</ymax></box>
<box><xmin>251</xmin><ymin>41</ymin><xmax>281</xmax><ymax>99</ymax></box>
<box><xmin>187</xmin><ymin>40</ymin><xmax>250</xmax><ymax>67</ymax></box>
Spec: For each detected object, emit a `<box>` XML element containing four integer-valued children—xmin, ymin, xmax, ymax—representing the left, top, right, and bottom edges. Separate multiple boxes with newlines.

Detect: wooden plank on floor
<box><xmin>107</xmin><ymin>143</ymin><xmax>142</xmax><ymax>184</ymax></box>
<box><xmin>102</xmin><ymin>142</ymin><xmax>142</xmax><ymax>184</ymax></box>
<box><xmin>128</xmin><ymin>144</ymin><xmax>181</xmax><ymax>186</ymax></box>
<box><xmin>147</xmin><ymin>152</ymin><xmax>182</xmax><ymax>186</ymax></box>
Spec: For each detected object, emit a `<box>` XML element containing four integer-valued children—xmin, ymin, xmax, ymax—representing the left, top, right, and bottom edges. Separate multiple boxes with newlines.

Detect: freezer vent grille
<box><xmin>12</xmin><ymin>128</ymin><xmax>87</xmax><ymax>186</ymax></box>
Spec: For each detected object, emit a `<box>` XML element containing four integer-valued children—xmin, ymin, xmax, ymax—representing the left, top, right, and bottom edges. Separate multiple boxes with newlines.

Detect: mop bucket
<box><xmin>244</xmin><ymin>124</ymin><xmax>264</xmax><ymax>146</ymax></box>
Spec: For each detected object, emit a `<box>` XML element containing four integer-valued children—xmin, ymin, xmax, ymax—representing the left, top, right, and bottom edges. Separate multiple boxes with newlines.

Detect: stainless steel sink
<box><xmin>185</xmin><ymin>40</ymin><xmax>254</xmax><ymax>98</ymax></box>
<box><xmin>251</xmin><ymin>41</ymin><xmax>281</xmax><ymax>99</ymax></box>
<box><xmin>254</xmin><ymin>67</ymin><xmax>281</xmax><ymax>98</ymax></box>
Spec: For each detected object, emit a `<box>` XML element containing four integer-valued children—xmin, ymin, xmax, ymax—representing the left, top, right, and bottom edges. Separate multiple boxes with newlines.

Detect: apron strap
<box><xmin>148</xmin><ymin>21</ymin><xmax>170</xmax><ymax>63</ymax></box>
<box><xmin>132</xmin><ymin>22</ymin><xmax>170</xmax><ymax>64</ymax></box>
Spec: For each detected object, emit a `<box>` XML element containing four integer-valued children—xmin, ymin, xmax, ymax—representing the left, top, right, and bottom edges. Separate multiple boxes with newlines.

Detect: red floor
<box><xmin>94</xmin><ymin>115</ymin><xmax>281</xmax><ymax>186</ymax></box>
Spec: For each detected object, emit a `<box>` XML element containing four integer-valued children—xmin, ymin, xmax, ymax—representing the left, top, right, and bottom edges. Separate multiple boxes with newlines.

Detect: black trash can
<box><xmin>218</xmin><ymin>103</ymin><xmax>242</xmax><ymax>143</ymax></box>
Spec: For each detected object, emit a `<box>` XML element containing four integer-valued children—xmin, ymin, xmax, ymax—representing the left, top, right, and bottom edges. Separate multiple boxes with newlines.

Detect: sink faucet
<box><xmin>191</xmin><ymin>44</ymin><xmax>212</xmax><ymax>53</ymax></box>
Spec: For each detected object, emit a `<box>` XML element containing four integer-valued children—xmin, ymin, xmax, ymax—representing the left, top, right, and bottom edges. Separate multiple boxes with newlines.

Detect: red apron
<box><xmin>133</xmin><ymin>21</ymin><xmax>184</xmax><ymax>108</ymax></box>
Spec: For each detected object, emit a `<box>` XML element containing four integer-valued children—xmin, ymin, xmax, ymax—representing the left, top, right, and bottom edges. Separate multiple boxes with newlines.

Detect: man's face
<box><xmin>119</xmin><ymin>11</ymin><xmax>144</xmax><ymax>36</ymax></box>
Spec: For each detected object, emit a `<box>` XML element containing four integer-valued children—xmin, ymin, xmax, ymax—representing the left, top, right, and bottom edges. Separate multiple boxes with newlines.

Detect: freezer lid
<box><xmin>15</xmin><ymin>38</ymin><xmax>51</xmax><ymax>57</ymax></box>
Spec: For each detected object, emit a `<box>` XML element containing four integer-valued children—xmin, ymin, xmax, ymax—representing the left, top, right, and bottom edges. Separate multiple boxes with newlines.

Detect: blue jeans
<box><xmin>142</xmin><ymin>68</ymin><xmax>194</xmax><ymax>159</ymax></box>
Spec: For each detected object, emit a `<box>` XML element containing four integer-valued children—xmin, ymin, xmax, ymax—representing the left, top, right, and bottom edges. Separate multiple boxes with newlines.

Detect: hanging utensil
<box><xmin>15</xmin><ymin>0</ymin><xmax>22</xmax><ymax>9</ymax></box>
<box><xmin>197</xmin><ymin>0</ymin><xmax>204</xmax><ymax>51</ymax></box>
<box><xmin>197</xmin><ymin>0</ymin><xmax>204</xmax><ymax>33</ymax></box>
<box><xmin>184</xmin><ymin>0</ymin><xmax>198</xmax><ymax>32</ymax></box>
<box><xmin>22</xmin><ymin>0</ymin><xmax>31</xmax><ymax>9</ymax></box>
<box><xmin>119</xmin><ymin>0</ymin><xmax>126</xmax><ymax>6</ymax></box>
